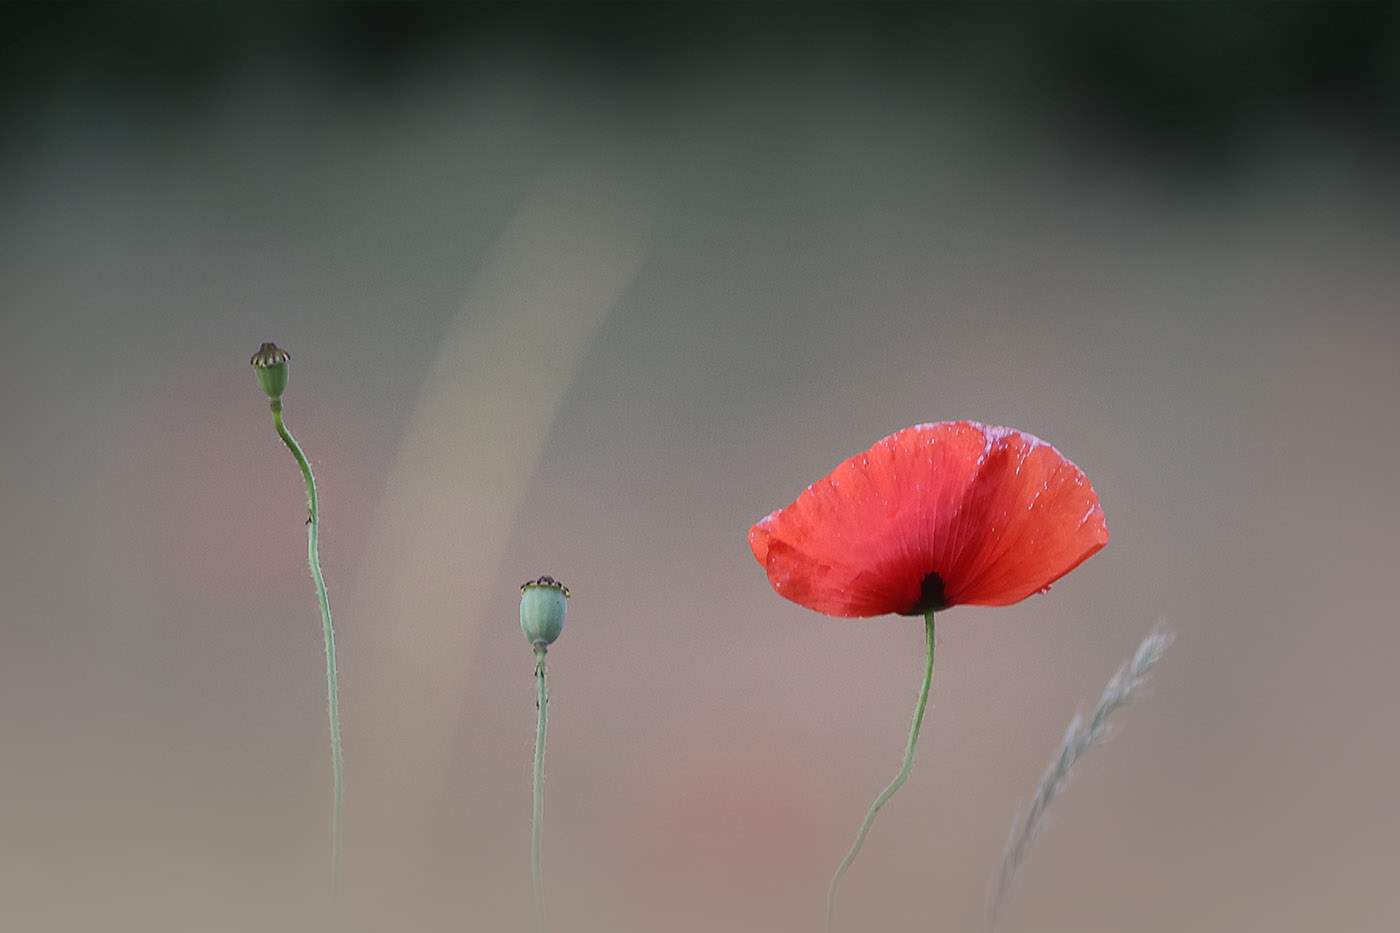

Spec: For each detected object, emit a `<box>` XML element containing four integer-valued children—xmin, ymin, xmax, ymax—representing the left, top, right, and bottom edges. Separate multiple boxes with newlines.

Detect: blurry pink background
<box><xmin>2</xmin><ymin>8</ymin><xmax>1398</xmax><ymax>932</ymax></box>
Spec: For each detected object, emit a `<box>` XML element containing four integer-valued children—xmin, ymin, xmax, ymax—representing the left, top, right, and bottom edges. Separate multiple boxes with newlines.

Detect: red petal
<box><xmin>750</xmin><ymin>422</ymin><xmax>1108</xmax><ymax>617</ymax></box>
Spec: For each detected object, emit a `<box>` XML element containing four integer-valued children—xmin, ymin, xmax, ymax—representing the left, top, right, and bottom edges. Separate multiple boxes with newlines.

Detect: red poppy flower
<box><xmin>750</xmin><ymin>421</ymin><xmax>1108</xmax><ymax>617</ymax></box>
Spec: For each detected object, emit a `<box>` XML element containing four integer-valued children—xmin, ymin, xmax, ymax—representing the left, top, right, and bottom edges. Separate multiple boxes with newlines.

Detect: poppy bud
<box><xmin>520</xmin><ymin>576</ymin><xmax>569</xmax><ymax>647</ymax></box>
<box><xmin>250</xmin><ymin>342</ymin><xmax>291</xmax><ymax>400</ymax></box>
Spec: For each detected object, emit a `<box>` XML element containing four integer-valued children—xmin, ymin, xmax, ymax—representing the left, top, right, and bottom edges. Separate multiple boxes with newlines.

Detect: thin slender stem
<box><xmin>271</xmin><ymin>399</ymin><xmax>344</xmax><ymax>902</ymax></box>
<box><xmin>532</xmin><ymin>644</ymin><xmax>549</xmax><ymax>933</ymax></box>
<box><xmin>826</xmin><ymin>610</ymin><xmax>936</xmax><ymax>933</ymax></box>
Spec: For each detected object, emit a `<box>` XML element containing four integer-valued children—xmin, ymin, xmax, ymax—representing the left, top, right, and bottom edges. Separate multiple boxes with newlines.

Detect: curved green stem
<box><xmin>532</xmin><ymin>644</ymin><xmax>549</xmax><ymax>933</ymax></box>
<box><xmin>271</xmin><ymin>398</ymin><xmax>344</xmax><ymax>902</ymax></box>
<box><xmin>826</xmin><ymin>610</ymin><xmax>936</xmax><ymax>933</ymax></box>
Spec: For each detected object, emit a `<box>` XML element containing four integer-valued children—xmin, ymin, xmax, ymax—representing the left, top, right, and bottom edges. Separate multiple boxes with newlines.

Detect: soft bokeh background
<box><xmin>3</xmin><ymin>5</ymin><xmax>1398</xmax><ymax>932</ymax></box>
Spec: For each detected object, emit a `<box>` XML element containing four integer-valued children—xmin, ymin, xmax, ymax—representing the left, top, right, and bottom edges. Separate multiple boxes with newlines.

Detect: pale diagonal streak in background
<box><xmin>345</xmin><ymin>159</ymin><xmax>650</xmax><ymax>876</ymax></box>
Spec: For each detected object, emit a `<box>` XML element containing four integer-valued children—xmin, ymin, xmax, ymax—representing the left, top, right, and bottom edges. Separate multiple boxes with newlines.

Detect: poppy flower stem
<box><xmin>826</xmin><ymin>609</ymin><xmax>936</xmax><ymax>933</ymax></box>
<box><xmin>532</xmin><ymin>644</ymin><xmax>550</xmax><ymax>933</ymax></box>
<box><xmin>270</xmin><ymin>398</ymin><xmax>344</xmax><ymax>904</ymax></box>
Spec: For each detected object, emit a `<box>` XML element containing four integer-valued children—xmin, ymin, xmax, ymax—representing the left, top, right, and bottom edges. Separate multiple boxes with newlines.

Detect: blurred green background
<box><xmin>3</xmin><ymin>5</ymin><xmax>1398</xmax><ymax>932</ymax></box>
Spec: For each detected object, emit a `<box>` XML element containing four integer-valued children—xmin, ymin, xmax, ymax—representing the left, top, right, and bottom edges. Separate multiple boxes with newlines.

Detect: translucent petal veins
<box><xmin>750</xmin><ymin>422</ymin><xmax>1108</xmax><ymax>618</ymax></box>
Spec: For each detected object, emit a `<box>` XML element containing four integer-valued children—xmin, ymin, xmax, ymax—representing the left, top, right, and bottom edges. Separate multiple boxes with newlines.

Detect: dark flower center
<box><xmin>901</xmin><ymin>572</ymin><xmax>949</xmax><ymax>616</ymax></box>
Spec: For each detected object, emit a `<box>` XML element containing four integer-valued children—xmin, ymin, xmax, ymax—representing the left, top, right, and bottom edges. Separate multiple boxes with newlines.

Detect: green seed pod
<box><xmin>250</xmin><ymin>342</ymin><xmax>291</xmax><ymax>400</ymax></box>
<box><xmin>520</xmin><ymin>576</ymin><xmax>569</xmax><ymax>647</ymax></box>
